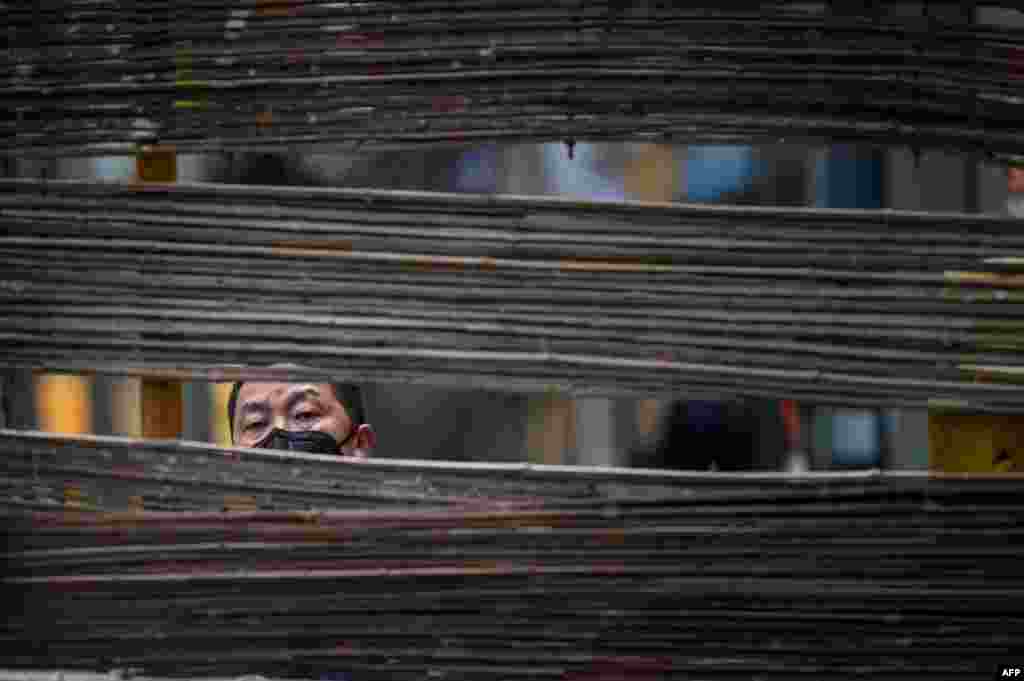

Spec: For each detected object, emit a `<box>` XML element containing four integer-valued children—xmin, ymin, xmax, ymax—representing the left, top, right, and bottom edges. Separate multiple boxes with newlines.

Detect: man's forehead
<box><xmin>237</xmin><ymin>382</ymin><xmax>335</xmax><ymax>405</ymax></box>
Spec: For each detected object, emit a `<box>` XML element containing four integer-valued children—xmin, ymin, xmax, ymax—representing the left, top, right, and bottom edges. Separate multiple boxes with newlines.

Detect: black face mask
<box><xmin>252</xmin><ymin>428</ymin><xmax>353</xmax><ymax>455</ymax></box>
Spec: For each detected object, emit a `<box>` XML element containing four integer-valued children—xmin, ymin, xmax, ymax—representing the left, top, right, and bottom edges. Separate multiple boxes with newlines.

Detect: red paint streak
<box><xmin>1010</xmin><ymin>48</ymin><xmax>1024</xmax><ymax>80</ymax></box>
<box><xmin>565</xmin><ymin>656</ymin><xmax>674</xmax><ymax>680</ymax></box>
<box><xmin>336</xmin><ymin>32</ymin><xmax>386</xmax><ymax>49</ymax></box>
<box><xmin>432</xmin><ymin>96</ymin><xmax>468</xmax><ymax>114</ymax></box>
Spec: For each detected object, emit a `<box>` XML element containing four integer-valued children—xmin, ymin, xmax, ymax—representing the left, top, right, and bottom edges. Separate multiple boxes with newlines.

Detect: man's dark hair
<box><xmin>227</xmin><ymin>381</ymin><xmax>366</xmax><ymax>443</ymax></box>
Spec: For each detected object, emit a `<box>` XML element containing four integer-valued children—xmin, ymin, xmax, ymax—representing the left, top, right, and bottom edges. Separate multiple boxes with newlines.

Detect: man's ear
<box><xmin>343</xmin><ymin>424</ymin><xmax>376</xmax><ymax>459</ymax></box>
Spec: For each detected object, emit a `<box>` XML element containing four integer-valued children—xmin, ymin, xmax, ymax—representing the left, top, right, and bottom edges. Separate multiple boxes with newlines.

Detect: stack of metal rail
<box><xmin>2</xmin><ymin>177</ymin><xmax>1022</xmax><ymax>409</ymax></box>
<box><xmin>4</xmin><ymin>1</ymin><xmax>1024</xmax><ymax>157</ymax></box>
<box><xmin>3</xmin><ymin>3</ymin><xmax>1024</xmax><ymax>680</ymax></box>
<box><xmin>0</xmin><ymin>429</ymin><xmax>651</xmax><ymax>512</ymax></box>
<box><xmin>2</xmin><ymin>430</ymin><xmax>1023</xmax><ymax>681</ymax></box>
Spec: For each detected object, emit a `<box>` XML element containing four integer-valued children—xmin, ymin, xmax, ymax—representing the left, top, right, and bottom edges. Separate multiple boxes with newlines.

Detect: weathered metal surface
<box><xmin>3</xmin><ymin>2</ymin><xmax>1024</xmax><ymax>158</ymax></box>
<box><xmin>1</xmin><ymin>178</ymin><xmax>1023</xmax><ymax>409</ymax></box>
<box><xmin>2</xmin><ymin>428</ymin><xmax>920</xmax><ymax>512</ymax></box>
<box><xmin>0</xmin><ymin>674</ymin><xmax>311</xmax><ymax>681</ymax></box>
<box><xmin>1</xmin><ymin>431</ymin><xmax>1022</xmax><ymax>679</ymax></box>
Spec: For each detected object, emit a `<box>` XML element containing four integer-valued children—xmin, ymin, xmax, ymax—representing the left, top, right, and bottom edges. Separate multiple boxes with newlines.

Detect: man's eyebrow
<box><xmin>239</xmin><ymin>400</ymin><xmax>269</xmax><ymax>415</ymax></box>
<box><xmin>284</xmin><ymin>386</ymin><xmax>322</xmax><ymax>411</ymax></box>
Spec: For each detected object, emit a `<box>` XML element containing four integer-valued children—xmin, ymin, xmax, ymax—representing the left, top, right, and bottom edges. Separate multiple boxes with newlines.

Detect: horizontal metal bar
<box><xmin>2</xmin><ymin>179</ymin><xmax>1022</xmax><ymax>406</ymax></box>
<box><xmin>4</xmin><ymin>4</ymin><xmax>1024</xmax><ymax>156</ymax></box>
<box><xmin>2</xmin><ymin>429</ymin><xmax>1022</xmax><ymax>679</ymax></box>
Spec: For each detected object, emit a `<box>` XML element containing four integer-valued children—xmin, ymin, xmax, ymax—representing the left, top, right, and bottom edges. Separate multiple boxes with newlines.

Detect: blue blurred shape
<box><xmin>319</xmin><ymin>673</ymin><xmax>352</xmax><ymax>681</ymax></box>
<box><xmin>831</xmin><ymin>408</ymin><xmax>881</xmax><ymax>466</ymax></box>
<box><xmin>455</xmin><ymin>146</ymin><xmax>499</xmax><ymax>193</ymax></box>
<box><xmin>541</xmin><ymin>142</ymin><xmax>626</xmax><ymax>200</ymax></box>
<box><xmin>814</xmin><ymin>145</ymin><xmax>882</xmax><ymax>209</ymax></box>
<box><xmin>685</xmin><ymin>145</ymin><xmax>756</xmax><ymax>202</ymax></box>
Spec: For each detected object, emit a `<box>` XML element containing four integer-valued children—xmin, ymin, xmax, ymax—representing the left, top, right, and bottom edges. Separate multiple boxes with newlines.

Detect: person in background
<box><xmin>228</xmin><ymin>380</ymin><xmax>375</xmax><ymax>457</ymax></box>
<box><xmin>630</xmin><ymin>398</ymin><xmax>786</xmax><ymax>471</ymax></box>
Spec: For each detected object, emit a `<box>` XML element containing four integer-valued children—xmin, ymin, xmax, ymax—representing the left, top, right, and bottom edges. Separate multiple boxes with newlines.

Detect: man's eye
<box><xmin>244</xmin><ymin>421</ymin><xmax>267</xmax><ymax>432</ymax></box>
<box><xmin>294</xmin><ymin>411</ymin><xmax>319</xmax><ymax>422</ymax></box>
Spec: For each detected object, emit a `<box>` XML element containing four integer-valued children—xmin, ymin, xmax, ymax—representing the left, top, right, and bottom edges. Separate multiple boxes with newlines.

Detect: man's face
<box><xmin>233</xmin><ymin>382</ymin><xmax>354</xmax><ymax>451</ymax></box>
